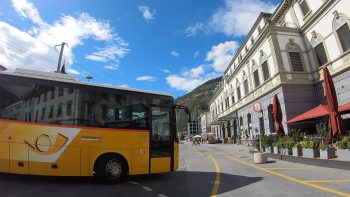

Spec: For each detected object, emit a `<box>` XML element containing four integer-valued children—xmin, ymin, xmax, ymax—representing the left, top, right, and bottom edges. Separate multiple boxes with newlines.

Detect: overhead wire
<box><xmin>0</xmin><ymin>0</ymin><xmax>120</xmax><ymax>83</ymax></box>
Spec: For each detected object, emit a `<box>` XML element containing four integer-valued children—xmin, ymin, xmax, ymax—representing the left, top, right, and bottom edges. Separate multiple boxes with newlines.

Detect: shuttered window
<box><xmin>299</xmin><ymin>0</ymin><xmax>310</xmax><ymax>17</ymax></box>
<box><xmin>289</xmin><ymin>52</ymin><xmax>304</xmax><ymax>71</ymax></box>
<box><xmin>314</xmin><ymin>43</ymin><xmax>328</xmax><ymax>66</ymax></box>
<box><xmin>253</xmin><ymin>70</ymin><xmax>260</xmax><ymax>87</ymax></box>
<box><xmin>337</xmin><ymin>24</ymin><xmax>350</xmax><ymax>52</ymax></box>
<box><xmin>262</xmin><ymin>61</ymin><xmax>270</xmax><ymax>81</ymax></box>
<box><xmin>243</xmin><ymin>80</ymin><xmax>249</xmax><ymax>95</ymax></box>
<box><xmin>237</xmin><ymin>86</ymin><xmax>241</xmax><ymax>100</ymax></box>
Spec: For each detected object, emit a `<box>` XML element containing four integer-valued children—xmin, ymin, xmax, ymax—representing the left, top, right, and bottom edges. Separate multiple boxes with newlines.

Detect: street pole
<box><xmin>259</xmin><ymin>110</ymin><xmax>264</xmax><ymax>152</ymax></box>
<box><xmin>55</xmin><ymin>42</ymin><xmax>68</xmax><ymax>72</ymax></box>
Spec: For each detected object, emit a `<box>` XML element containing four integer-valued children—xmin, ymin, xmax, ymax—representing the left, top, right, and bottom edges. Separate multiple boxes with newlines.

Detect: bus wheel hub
<box><xmin>106</xmin><ymin>160</ymin><xmax>121</xmax><ymax>177</ymax></box>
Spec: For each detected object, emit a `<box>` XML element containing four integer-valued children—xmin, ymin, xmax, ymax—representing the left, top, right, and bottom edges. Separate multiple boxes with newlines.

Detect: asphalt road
<box><xmin>1</xmin><ymin>142</ymin><xmax>350</xmax><ymax>197</ymax></box>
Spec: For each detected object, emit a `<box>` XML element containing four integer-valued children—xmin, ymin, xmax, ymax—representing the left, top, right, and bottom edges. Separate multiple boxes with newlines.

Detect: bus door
<box><xmin>150</xmin><ymin>106</ymin><xmax>173</xmax><ymax>173</ymax></box>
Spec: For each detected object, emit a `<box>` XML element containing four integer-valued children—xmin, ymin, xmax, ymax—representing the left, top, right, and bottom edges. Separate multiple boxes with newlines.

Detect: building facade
<box><xmin>209</xmin><ymin>0</ymin><xmax>350</xmax><ymax>142</ymax></box>
<box><xmin>198</xmin><ymin>111</ymin><xmax>213</xmax><ymax>134</ymax></box>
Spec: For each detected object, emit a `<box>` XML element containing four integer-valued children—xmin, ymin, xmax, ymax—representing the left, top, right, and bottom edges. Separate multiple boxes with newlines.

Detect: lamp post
<box><xmin>86</xmin><ymin>75</ymin><xmax>93</xmax><ymax>82</ymax></box>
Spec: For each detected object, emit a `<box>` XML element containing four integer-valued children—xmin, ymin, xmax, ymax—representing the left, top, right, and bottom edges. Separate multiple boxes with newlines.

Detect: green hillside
<box><xmin>175</xmin><ymin>76</ymin><xmax>222</xmax><ymax>132</ymax></box>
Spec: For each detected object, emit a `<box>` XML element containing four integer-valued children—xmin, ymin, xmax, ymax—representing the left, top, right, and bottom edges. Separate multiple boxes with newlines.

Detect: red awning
<box><xmin>287</xmin><ymin>105</ymin><xmax>330</xmax><ymax>124</ymax></box>
<box><xmin>339</xmin><ymin>101</ymin><xmax>350</xmax><ymax>114</ymax></box>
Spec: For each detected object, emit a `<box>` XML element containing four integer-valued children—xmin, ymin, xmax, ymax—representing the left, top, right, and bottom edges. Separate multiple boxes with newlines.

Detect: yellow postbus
<box><xmin>0</xmin><ymin>68</ymin><xmax>190</xmax><ymax>184</ymax></box>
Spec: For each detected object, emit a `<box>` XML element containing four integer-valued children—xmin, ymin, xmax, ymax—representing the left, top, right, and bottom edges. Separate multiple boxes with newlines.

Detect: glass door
<box><xmin>150</xmin><ymin>107</ymin><xmax>173</xmax><ymax>173</ymax></box>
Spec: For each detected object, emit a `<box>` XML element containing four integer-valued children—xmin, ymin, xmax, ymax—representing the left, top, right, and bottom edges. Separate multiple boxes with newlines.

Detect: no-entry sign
<box><xmin>253</xmin><ymin>102</ymin><xmax>263</xmax><ymax>113</ymax></box>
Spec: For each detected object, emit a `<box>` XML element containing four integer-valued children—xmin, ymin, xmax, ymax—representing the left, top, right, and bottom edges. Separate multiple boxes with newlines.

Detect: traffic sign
<box><xmin>253</xmin><ymin>102</ymin><xmax>263</xmax><ymax>113</ymax></box>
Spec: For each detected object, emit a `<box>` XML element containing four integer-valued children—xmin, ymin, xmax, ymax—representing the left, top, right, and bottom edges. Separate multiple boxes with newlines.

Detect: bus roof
<box><xmin>0</xmin><ymin>68</ymin><xmax>172</xmax><ymax>97</ymax></box>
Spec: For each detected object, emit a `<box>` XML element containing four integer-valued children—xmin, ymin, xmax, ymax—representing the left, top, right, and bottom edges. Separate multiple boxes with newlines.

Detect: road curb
<box><xmin>249</xmin><ymin>150</ymin><xmax>350</xmax><ymax>170</ymax></box>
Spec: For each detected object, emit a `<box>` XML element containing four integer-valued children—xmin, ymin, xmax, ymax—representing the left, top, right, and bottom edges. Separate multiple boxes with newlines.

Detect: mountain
<box><xmin>175</xmin><ymin>76</ymin><xmax>222</xmax><ymax>132</ymax></box>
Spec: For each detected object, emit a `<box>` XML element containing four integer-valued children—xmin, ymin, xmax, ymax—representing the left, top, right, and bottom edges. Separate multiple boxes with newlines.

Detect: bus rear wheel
<box><xmin>95</xmin><ymin>155</ymin><xmax>128</xmax><ymax>184</ymax></box>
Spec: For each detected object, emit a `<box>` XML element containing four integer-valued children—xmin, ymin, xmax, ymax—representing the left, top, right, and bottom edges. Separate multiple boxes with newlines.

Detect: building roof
<box><xmin>1</xmin><ymin>68</ymin><xmax>172</xmax><ymax>97</ymax></box>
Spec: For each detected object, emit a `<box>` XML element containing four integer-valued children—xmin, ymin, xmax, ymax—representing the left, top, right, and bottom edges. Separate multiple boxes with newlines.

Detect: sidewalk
<box><xmin>204</xmin><ymin>142</ymin><xmax>350</xmax><ymax>171</ymax></box>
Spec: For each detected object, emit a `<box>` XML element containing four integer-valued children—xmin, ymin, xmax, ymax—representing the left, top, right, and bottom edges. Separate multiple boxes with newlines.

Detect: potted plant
<box><xmin>262</xmin><ymin>135</ymin><xmax>274</xmax><ymax>153</ymax></box>
<box><xmin>277</xmin><ymin>137</ymin><xmax>294</xmax><ymax>155</ymax></box>
<box><xmin>317</xmin><ymin>122</ymin><xmax>336</xmax><ymax>159</ymax></box>
<box><xmin>293</xmin><ymin>143</ymin><xmax>302</xmax><ymax>156</ymax></box>
<box><xmin>289</xmin><ymin>129</ymin><xmax>304</xmax><ymax>157</ymax></box>
<box><xmin>253</xmin><ymin>138</ymin><xmax>261</xmax><ymax>152</ymax></box>
<box><xmin>300</xmin><ymin>140</ymin><xmax>320</xmax><ymax>158</ymax></box>
<box><xmin>283</xmin><ymin>138</ymin><xmax>295</xmax><ymax>155</ymax></box>
<box><xmin>336</xmin><ymin>137</ymin><xmax>350</xmax><ymax>161</ymax></box>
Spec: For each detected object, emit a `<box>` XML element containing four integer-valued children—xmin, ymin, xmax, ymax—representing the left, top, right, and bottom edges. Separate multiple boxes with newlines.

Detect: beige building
<box><xmin>209</xmin><ymin>0</ymin><xmax>350</xmax><ymax>142</ymax></box>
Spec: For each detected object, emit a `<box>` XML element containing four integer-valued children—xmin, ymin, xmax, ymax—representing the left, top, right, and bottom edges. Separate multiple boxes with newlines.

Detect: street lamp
<box><xmin>85</xmin><ymin>75</ymin><xmax>93</xmax><ymax>82</ymax></box>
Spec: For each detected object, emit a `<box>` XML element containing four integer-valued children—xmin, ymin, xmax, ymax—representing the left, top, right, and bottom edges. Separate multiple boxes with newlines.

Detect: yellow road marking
<box><xmin>303</xmin><ymin>180</ymin><xmax>350</xmax><ymax>183</ymax></box>
<box><xmin>208</xmin><ymin>155</ymin><xmax>221</xmax><ymax>197</ymax></box>
<box><xmin>192</xmin><ymin>147</ymin><xmax>208</xmax><ymax>159</ymax></box>
<box><xmin>263</xmin><ymin>167</ymin><xmax>314</xmax><ymax>170</ymax></box>
<box><xmin>193</xmin><ymin>148</ymin><xmax>221</xmax><ymax>197</ymax></box>
<box><xmin>227</xmin><ymin>155</ymin><xmax>350</xmax><ymax>197</ymax></box>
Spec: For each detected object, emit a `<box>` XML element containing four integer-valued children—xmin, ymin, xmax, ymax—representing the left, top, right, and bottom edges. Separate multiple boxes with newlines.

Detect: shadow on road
<box><xmin>0</xmin><ymin>171</ymin><xmax>263</xmax><ymax>197</ymax></box>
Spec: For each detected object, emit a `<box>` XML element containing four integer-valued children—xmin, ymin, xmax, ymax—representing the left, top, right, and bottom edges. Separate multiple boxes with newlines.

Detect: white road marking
<box><xmin>142</xmin><ymin>186</ymin><xmax>153</xmax><ymax>192</ymax></box>
<box><xmin>158</xmin><ymin>194</ymin><xmax>168</xmax><ymax>197</ymax></box>
<box><xmin>128</xmin><ymin>181</ymin><xmax>138</xmax><ymax>185</ymax></box>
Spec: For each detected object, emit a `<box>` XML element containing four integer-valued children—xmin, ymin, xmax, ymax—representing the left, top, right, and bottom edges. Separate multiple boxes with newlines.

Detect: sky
<box><xmin>0</xmin><ymin>0</ymin><xmax>280</xmax><ymax>98</ymax></box>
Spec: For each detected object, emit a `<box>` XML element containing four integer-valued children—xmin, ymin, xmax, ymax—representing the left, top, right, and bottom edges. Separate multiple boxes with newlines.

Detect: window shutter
<box><xmin>253</xmin><ymin>70</ymin><xmax>260</xmax><ymax>87</ymax></box>
<box><xmin>289</xmin><ymin>52</ymin><xmax>304</xmax><ymax>71</ymax></box>
<box><xmin>337</xmin><ymin>24</ymin><xmax>350</xmax><ymax>52</ymax></box>
<box><xmin>314</xmin><ymin>43</ymin><xmax>328</xmax><ymax>66</ymax></box>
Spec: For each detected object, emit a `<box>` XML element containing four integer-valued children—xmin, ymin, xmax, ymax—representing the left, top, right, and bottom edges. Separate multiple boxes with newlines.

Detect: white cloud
<box><xmin>138</xmin><ymin>6</ymin><xmax>155</xmax><ymax>22</ymax></box>
<box><xmin>118</xmin><ymin>84</ymin><xmax>128</xmax><ymax>88</ymax></box>
<box><xmin>194</xmin><ymin>50</ymin><xmax>200</xmax><ymax>59</ymax></box>
<box><xmin>166</xmin><ymin>65</ymin><xmax>219</xmax><ymax>92</ymax></box>
<box><xmin>171</xmin><ymin>51</ymin><xmax>179</xmax><ymax>57</ymax></box>
<box><xmin>162</xmin><ymin>69</ymin><xmax>170</xmax><ymax>73</ymax></box>
<box><xmin>12</xmin><ymin>0</ymin><xmax>47</xmax><ymax>27</ymax></box>
<box><xmin>67</xmin><ymin>68</ymin><xmax>80</xmax><ymax>75</ymax></box>
<box><xmin>206</xmin><ymin>41</ymin><xmax>238</xmax><ymax>73</ymax></box>
<box><xmin>209</xmin><ymin>0</ymin><xmax>277</xmax><ymax>36</ymax></box>
<box><xmin>185</xmin><ymin>22</ymin><xmax>204</xmax><ymax>37</ymax></box>
<box><xmin>184</xmin><ymin>65</ymin><xmax>204</xmax><ymax>78</ymax></box>
<box><xmin>0</xmin><ymin>0</ymin><xmax>129</xmax><ymax>73</ymax></box>
<box><xmin>104</xmin><ymin>65</ymin><xmax>119</xmax><ymax>70</ymax></box>
<box><xmin>136</xmin><ymin>76</ymin><xmax>157</xmax><ymax>82</ymax></box>
<box><xmin>85</xmin><ymin>45</ymin><xmax>129</xmax><ymax>62</ymax></box>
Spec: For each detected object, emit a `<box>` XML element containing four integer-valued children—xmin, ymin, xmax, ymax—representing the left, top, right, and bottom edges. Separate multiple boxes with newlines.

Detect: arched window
<box><xmin>311</xmin><ymin>31</ymin><xmax>328</xmax><ymax>67</ymax></box>
<box><xmin>251</xmin><ymin>60</ymin><xmax>260</xmax><ymax>87</ymax></box>
<box><xmin>267</xmin><ymin>104</ymin><xmax>276</xmax><ymax>133</ymax></box>
<box><xmin>247</xmin><ymin>113</ymin><xmax>252</xmax><ymax>137</ymax></box>
<box><xmin>239</xmin><ymin>116</ymin><xmax>244</xmax><ymax>134</ymax></box>
<box><xmin>286</xmin><ymin>39</ymin><xmax>304</xmax><ymax>71</ymax></box>
<box><xmin>259</xmin><ymin>50</ymin><xmax>270</xmax><ymax>81</ymax></box>
<box><xmin>333</xmin><ymin>11</ymin><xmax>350</xmax><ymax>53</ymax></box>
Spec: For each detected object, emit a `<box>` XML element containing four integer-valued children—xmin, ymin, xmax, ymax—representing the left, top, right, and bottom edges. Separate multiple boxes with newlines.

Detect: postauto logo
<box><xmin>25</xmin><ymin>133</ymin><xmax>68</xmax><ymax>155</ymax></box>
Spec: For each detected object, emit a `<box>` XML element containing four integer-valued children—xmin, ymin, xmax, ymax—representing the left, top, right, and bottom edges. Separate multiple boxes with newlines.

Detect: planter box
<box><xmin>292</xmin><ymin>147</ymin><xmax>302</xmax><ymax>157</ymax></box>
<box><xmin>320</xmin><ymin>148</ymin><xmax>336</xmax><ymax>159</ymax></box>
<box><xmin>337</xmin><ymin>149</ymin><xmax>350</xmax><ymax>161</ymax></box>
<box><xmin>280</xmin><ymin>148</ymin><xmax>291</xmax><ymax>155</ymax></box>
<box><xmin>273</xmin><ymin>146</ymin><xmax>279</xmax><ymax>154</ymax></box>
<box><xmin>266</xmin><ymin>146</ymin><xmax>274</xmax><ymax>154</ymax></box>
<box><xmin>302</xmin><ymin>148</ymin><xmax>320</xmax><ymax>158</ymax></box>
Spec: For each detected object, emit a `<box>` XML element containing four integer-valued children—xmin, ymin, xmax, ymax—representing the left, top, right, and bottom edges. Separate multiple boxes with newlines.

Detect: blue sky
<box><xmin>0</xmin><ymin>0</ymin><xmax>279</xmax><ymax>98</ymax></box>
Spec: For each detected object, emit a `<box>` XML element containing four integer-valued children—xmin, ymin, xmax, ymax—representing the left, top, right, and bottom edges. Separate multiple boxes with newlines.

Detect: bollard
<box><xmin>253</xmin><ymin>152</ymin><xmax>268</xmax><ymax>164</ymax></box>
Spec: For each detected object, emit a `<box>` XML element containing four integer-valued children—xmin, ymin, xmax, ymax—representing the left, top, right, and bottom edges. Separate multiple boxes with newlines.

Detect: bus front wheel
<box><xmin>94</xmin><ymin>154</ymin><xmax>128</xmax><ymax>184</ymax></box>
